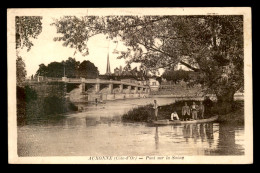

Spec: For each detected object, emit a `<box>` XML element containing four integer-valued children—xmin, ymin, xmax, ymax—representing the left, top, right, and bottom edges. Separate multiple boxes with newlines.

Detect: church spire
<box><xmin>106</xmin><ymin>52</ymin><xmax>111</xmax><ymax>75</ymax></box>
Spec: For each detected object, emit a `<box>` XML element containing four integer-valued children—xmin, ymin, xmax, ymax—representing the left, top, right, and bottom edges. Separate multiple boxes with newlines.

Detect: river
<box><xmin>18</xmin><ymin>97</ymin><xmax>244</xmax><ymax>156</ymax></box>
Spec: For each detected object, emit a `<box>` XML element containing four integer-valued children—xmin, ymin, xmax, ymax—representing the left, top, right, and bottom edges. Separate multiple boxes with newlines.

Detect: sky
<box><xmin>19</xmin><ymin>16</ymin><xmax>137</xmax><ymax>77</ymax></box>
<box><xmin>18</xmin><ymin>15</ymin><xmax>178</xmax><ymax>78</ymax></box>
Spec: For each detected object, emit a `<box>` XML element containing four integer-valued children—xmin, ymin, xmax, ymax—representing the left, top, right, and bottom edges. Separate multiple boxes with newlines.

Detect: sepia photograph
<box><xmin>8</xmin><ymin>8</ymin><xmax>253</xmax><ymax>164</ymax></box>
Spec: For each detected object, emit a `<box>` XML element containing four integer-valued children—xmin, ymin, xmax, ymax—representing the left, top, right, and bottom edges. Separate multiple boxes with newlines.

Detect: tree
<box><xmin>51</xmin><ymin>16</ymin><xmax>102</xmax><ymax>56</ymax></box>
<box><xmin>64</xmin><ymin>57</ymin><xmax>80</xmax><ymax>78</ymax></box>
<box><xmin>16</xmin><ymin>56</ymin><xmax>27</xmax><ymax>87</ymax></box>
<box><xmin>16</xmin><ymin>16</ymin><xmax>43</xmax><ymax>51</ymax></box>
<box><xmin>46</xmin><ymin>62</ymin><xmax>64</xmax><ymax>77</ymax></box>
<box><xmin>36</xmin><ymin>58</ymin><xmax>79</xmax><ymax>78</ymax></box>
<box><xmin>16</xmin><ymin>16</ymin><xmax>43</xmax><ymax>85</ymax></box>
<box><xmin>36</xmin><ymin>63</ymin><xmax>48</xmax><ymax>76</ymax></box>
<box><xmin>52</xmin><ymin>16</ymin><xmax>244</xmax><ymax>113</ymax></box>
<box><xmin>162</xmin><ymin>69</ymin><xmax>193</xmax><ymax>83</ymax></box>
<box><xmin>77</xmin><ymin>60</ymin><xmax>99</xmax><ymax>79</ymax></box>
<box><xmin>35</xmin><ymin>58</ymin><xmax>99</xmax><ymax>79</ymax></box>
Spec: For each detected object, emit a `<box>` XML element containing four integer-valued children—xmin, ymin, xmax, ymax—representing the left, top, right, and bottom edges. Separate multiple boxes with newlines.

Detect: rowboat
<box><xmin>151</xmin><ymin>115</ymin><xmax>218</xmax><ymax>125</ymax></box>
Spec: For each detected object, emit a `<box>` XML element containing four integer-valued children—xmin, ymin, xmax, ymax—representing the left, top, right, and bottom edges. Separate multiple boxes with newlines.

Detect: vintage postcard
<box><xmin>8</xmin><ymin>8</ymin><xmax>253</xmax><ymax>164</ymax></box>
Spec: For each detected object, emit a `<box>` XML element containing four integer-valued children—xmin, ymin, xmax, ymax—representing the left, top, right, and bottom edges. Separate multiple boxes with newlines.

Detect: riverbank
<box><xmin>17</xmin><ymin>85</ymin><xmax>78</xmax><ymax>126</ymax></box>
<box><xmin>149</xmin><ymin>93</ymin><xmax>244</xmax><ymax>101</ymax></box>
<box><xmin>216</xmin><ymin>101</ymin><xmax>244</xmax><ymax>125</ymax></box>
<box><xmin>122</xmin><ymin>100</ymin><xmax>244</xmax><ymax>124</ymax></box>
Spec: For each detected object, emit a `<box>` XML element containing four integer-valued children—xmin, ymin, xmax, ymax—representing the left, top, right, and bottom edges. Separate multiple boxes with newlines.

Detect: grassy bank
<box><xmin>122</xmin><ymin>100</ymin><xmax>244</xmax><ymax>124</ymax></box>
<box><xmin>122</xmin><ymin>100</ymin><xmax>203</xmax><ymax>122</ymax></box>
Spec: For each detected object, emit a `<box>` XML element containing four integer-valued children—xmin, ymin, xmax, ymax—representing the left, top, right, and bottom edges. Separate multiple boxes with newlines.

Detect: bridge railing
<box><xmin>25</xmin><ymin>77</ymin><xmax>62</xmax><ymax>83</ymax></box>
<box><xmin>46</xmin><ymin>77</ymin><xmax>62</xmax><ymax>82</ymax></box>
<box><xmin>27</xmin><ymin>77</ymin><xmax>149</xmax><ymax>88</ymax></box>
<box><xmin>67</xmin><ymin>78</ymin><xmax>81</xmax><ymax>82</ymax></box>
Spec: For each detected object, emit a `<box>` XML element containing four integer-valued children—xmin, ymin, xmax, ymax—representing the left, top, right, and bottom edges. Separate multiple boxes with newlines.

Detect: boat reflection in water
<box><xmin>181</xmin><ymin>123</ymin><xmax>213</xmax><ymax>144</ymax></box>
<box><xmin>154</xmin><ymin>122</ymin><xmax>244</xmax><ymax>155</ymax></box>
<box><xmin>205</xmin><ymin>123</ymin><xmax>214</xmax><ymax>147</ymax></box>
<box><xmin>155</xmin><ymin>126</ymin><xmax>159</xmax><ymax>150</ymax></box>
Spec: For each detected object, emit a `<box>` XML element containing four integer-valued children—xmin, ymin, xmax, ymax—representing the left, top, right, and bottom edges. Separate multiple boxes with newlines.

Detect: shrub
<box><xmin>43</xmin><ymin>96</ymin><xmax>67</xmax><ymax>115</ymax></box>
<box><xmin>17</xmin><ymin>86</ymin><xmax>38</xmax><ymax>121</ymax></box>
<box><xmin>122</xmin><ymin>104</ymin><xmax>154</xmax><ymax>121</ymax></box>
<box><xmin>17</xmin><ymin>84</ymin><xmax>79</xmax><ymax>125</ymax></box>
<box><xmin>25</xmin><ymin>85</ymin><xmax>37</xmax><ymax>102</ymax></box>
<box><xmin>68</xmin><ymin>102</ymin><xmax>78</xmax><ymax>111</ymax></box>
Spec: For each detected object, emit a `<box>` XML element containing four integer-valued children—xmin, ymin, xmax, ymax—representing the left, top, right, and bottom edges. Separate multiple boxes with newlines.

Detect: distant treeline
<box><xmin>162</xmin><ymin>69</ymin><xmax>203</xmax><ymax>84</ymax></box>
<box><xmin>35</xmin><ymin>57</ymin><xmax>99</xmax><ymax>79</ymax></box>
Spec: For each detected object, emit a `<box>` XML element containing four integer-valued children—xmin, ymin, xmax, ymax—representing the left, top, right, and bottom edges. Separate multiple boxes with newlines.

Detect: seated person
<box><xmin>170</xmin><ymin>111</ymin><xmax>180</xmax><ymax>121</ymax></box>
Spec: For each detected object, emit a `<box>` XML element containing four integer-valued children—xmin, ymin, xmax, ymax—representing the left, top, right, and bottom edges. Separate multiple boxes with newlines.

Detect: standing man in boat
<box><xmin>198</xmin><ymin>101</ymin><xmax>205</xmax><ymax>119</ymax></box>
<box><xmin>95</xmin><ymin>98</ymin><xmax>98</xmax><ymax>106</ymax></box>
<box><xmin>153</xmin><ymin>100</ymin><xmax>159</xmax><ymax>121</ymax></box>
<box><xmin>182</xmin><ymin>102</ymin><xmax>191</xmax><ymax>121</ymax></box>
<box><xmin>191</xmin><ymin>102</ymin><xmax>199</xmax><ymax>120</ymax></box>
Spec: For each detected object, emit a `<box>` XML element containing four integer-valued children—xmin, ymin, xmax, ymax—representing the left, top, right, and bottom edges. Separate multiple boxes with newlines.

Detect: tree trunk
<box><xmin>216</xmin><ymin>89</ymin><xmax>235</xmax><ymax>115</ymax></box>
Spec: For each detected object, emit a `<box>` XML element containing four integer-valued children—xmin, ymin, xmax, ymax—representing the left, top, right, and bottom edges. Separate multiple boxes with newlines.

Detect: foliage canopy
<box><xmin>36</xmin><ymin>57</ymin><xmax>99</xmax><ymax>79</ymax></box>
<box><xmin>52</xmin><ymin>15</ymin><xmax>244</xmax><ymax>103</ymax></box>
<box><xmin>16</xmin><ymin>16</ymin><xmax>43</xmax><ymax>51</ymax></box>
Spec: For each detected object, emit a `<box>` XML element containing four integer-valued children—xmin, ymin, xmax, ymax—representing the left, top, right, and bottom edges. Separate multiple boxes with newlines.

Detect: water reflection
<box><xmin>85</xmin><ymin>114</ymin><xmax>123</xmax><ymax>127</ymax></box>
<box><xmin>85</xmin><ymin>116</ymin><xmax>101</xmax><ymax>126</ymax></box>
<box><xmin>183</xmin><ymin>124</ymin><xmax>191</xmax><ymax>143</ymax></box>
<box><xmin>155</xmin><ymin>126</ymin><xmax>159</xmax><ymax>150</ymax></box>
<box><xmin>180</xmin><ymin>123</ymin><xmax>214</xmax><ymax>144</ymax></box>
<box><xmin>200</xmin><ymin>124</ymin><xmax>206</xmax><ymax>142</ymax></box>
<box><xmin>17</xmin><ymin>98</ymin><xmax>244</xmax><ymax>156</ymax></box>
<box><xmin>192</xmin><ymin>124</ymin><xmax>199</xmax><ymax>143</ymax></box>
<box><xmin>207</xmin><ymin>123</ymin><xmax>244</xmax><ymax>155</ymax></box>
<box><xmin>205</xmin><ymin>123</ymin><xmax>214</xmax><ymax>147</ymax></box>
<box><xmin>153</xmin><ymin>123</ymin><xmax>217</xmax><ymax>153</ymax></box>
<box><xmin>218</xmin><ymin>123</ymin><xmax>235</xmax><ymax>153</ymax></box>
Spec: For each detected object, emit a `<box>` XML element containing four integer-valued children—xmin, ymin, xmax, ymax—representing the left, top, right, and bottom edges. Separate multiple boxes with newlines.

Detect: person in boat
<box><xmin>170</xmin><ymin>111</ymin><xmax>180</xmax><ymax>121</ymax></box>
<box><xmin>95</xmin><ymin>98</ymin><xmax>98</xmax><ymax>106</ymax></box>
<box><xmin>203</xmin><ymin>96</ymin><xmax>213</xmax><ymax>118</ymax></box>
<box><xmin>182</xmin><ymin>102</ymin><xmax>191</xmax><ymax>121</ymax></box>
<box><xmin>191</xmin><ymin>102</ymin><xmax>199</xmax><ymax>120</ymax></box>
<box><xmin>198</xmin><ymin>101</ymin><xmax>205</xmax><ymax>119</ymax></box>
<box><xmin>153</xmin><ymin>100</ymin><xmax>159</xmax><ymax>121</ymax></box>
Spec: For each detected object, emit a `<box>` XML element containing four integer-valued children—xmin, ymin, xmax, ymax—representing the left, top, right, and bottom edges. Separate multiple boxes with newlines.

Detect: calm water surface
<box><xmin>18</xmin><ymin>98</ymin><xmax>244</xmax><ymax>156</ymax></box>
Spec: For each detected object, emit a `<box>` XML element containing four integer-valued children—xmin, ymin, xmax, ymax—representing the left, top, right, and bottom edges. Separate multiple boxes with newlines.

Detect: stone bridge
<box><xmin>27</xmin><ymin>77</ymin><xmax>151</xmax><ymax>102</ymax></box>
<box><xmin>61</xmin><ymin>77</ymin><xmax>150</xmax><ymax>94</ymax></box>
